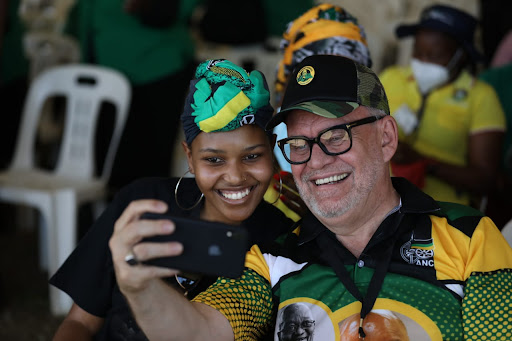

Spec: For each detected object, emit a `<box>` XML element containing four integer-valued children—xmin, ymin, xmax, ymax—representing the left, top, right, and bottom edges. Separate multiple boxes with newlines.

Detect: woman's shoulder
<box><xmin>244</xmin><ymin>201</ymin><xmax>295</xmax><ymax>245</ymax></box>
<box><xmin>112</xmin><ymin>177</ymin><xmax>200</xmax><ymax>212</ymax></box>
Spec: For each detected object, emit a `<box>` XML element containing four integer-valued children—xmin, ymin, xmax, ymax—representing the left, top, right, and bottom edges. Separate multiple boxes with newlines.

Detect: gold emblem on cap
<box><xmin>297</xmin><ymin>66</ymin><xmax>315</xmax><ymax>85</ymax></box>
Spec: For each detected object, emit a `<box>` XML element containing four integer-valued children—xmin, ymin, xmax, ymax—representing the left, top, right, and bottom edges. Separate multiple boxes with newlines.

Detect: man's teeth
<box><xmin>315</xmin><ymin>173</ymin><xmax>348</xmax><ymax>185</ymax></box>
<box><xmin>221</xmin><ymin>188</ymin><xmax>250</xmax><ymax>200</ymax></box>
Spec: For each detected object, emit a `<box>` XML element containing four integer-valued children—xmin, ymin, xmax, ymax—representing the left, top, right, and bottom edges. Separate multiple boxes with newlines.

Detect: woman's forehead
<box><xmin>191</xmin><ymin>125</ymin><xmax>269</xmax><ymax>151</ymax></box>
<box><xmin>415</xmin><ymin>28</ymin><xmax>458</xmax><ymax>48</ymax></box>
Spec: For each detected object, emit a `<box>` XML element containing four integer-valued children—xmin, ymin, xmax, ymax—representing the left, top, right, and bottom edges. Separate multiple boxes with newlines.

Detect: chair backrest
<box><xmin>10</xmin><ymin>64</ymin><xmax>131</xmax><ymax>182</ymax></box>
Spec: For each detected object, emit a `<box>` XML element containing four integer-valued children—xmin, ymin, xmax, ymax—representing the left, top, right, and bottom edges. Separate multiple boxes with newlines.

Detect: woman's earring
<box><xmin>270</xmin><ymin>171</ymin><xmax>283</xmax><ymax>205</ymax></box>
<box><xmin>175</xmin><ymin>170</ymin><xmax>204</xmax><ymax>210</ymax></box>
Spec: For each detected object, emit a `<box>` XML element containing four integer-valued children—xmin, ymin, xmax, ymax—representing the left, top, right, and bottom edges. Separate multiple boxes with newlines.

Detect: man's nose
<box><xmin>308</xmin><ymin>143</ymin><xmax>335</xmax><ymax>169</ymax></box>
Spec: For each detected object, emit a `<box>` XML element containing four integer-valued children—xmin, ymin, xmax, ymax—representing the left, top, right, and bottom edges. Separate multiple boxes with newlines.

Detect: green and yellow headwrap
<box><xmin>181</xmin><ymin>59</ymin><xmax>273</xmax><ymax>145</ymax></box>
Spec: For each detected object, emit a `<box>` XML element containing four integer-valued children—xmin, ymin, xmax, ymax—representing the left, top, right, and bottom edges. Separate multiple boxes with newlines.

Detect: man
<box><xmin>277</xmin><ymin>303</ymin><xmax>315</xmax><ymax>341</ymax></box>
<box><xmin>113</xmin><ymin>55</ymin><xmax>512</xmax><ymax>341</ymax></box>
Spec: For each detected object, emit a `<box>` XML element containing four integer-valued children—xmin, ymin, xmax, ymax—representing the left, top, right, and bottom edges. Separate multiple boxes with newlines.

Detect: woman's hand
<box><xmin>109</xmin><ymin>199</ymin><xmax>183</xmax><ymax>295</ymax></box>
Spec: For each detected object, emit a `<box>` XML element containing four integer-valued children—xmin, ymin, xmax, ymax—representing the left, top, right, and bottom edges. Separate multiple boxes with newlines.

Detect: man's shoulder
<box><xmin>430</xmin><ymin>201</ymin><xmax>485</xmax><ymax>238</ymax></box>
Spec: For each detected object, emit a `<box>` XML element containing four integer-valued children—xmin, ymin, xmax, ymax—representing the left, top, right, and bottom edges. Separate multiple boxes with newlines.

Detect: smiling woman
<box><xmin>49</xmin><ymin>59</ymin><xmax>295</xmax><ymax>341</ymax></box>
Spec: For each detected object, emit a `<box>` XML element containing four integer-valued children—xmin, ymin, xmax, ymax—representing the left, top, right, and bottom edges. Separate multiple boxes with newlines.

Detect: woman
<box><xmin>380</xmin><ymin>4</ymin><xmax>506</xmax><ymax>207</ymax></box>
<box><xmin>50</xmin><ymin>59</ymin><xmax>294</xmax><ymax>340</ymax></box>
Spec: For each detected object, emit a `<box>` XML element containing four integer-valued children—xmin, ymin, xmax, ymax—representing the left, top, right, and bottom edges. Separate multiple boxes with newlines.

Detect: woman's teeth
<box><xmin>221</xmin><ymin>188</ymin><xmax>251</xmax><ymax>200</ymax></box>
<box><xmin>315</xmin><ymin>173</ymin><xmax>348</xmax><ymax>185</ymax></box>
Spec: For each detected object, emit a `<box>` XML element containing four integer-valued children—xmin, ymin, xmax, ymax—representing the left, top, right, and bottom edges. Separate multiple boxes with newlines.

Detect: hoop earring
<box><xmin>270</xmin><ymin>171</ymin><xmax>282</xmax><ymax>205</ymax></box>
<box><xmin>175</xmin><ymin>170</ymin><xmax>204</xmax><ymax>210</ymax></box>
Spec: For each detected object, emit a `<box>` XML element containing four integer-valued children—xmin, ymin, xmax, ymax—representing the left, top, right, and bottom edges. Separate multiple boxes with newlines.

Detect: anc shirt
<box><xmin>379</xmin><ymin>66</ymin><xmax>506</xmax><ymax>205</ymax></box>
<box><xmin>50</xmin><ymin>177</ymin><xmax>293</xmax><ymax>341</ymax></box>
<box><xmin>193</xmin><ymin>178</ymin><xmax>512</xmax><ymax>341</ymax></box>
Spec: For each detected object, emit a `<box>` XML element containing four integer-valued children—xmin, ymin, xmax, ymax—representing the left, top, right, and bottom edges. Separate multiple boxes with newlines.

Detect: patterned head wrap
<box><xmin>181</xmin><ymin>59</ymin><xmax>274</xmax><ymax>145</ymax></box>
<box><xmin>275</xmin><ymin>4</ymin><xmax>372</xmax><ymax>104</ymax></box>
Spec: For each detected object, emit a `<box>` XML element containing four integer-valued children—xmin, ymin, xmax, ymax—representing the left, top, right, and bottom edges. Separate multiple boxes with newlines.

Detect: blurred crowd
<box><xmin>1</xmin><ymin>0</ymin><xmax>511</xmax><ymax>224</ymax></box>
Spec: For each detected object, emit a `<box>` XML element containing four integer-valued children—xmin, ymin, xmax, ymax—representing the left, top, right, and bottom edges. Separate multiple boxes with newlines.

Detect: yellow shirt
<box><xmin>380</xmin><ymin>66</ymin><xmax>506</xmax><ymax>205</ymax></box>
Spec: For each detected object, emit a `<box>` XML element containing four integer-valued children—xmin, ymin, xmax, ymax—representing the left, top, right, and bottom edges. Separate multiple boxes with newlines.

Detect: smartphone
<box><xmin>139</xmin><ymin>212</ymin><xmax>249</xmax><ymax>278</ymax></box>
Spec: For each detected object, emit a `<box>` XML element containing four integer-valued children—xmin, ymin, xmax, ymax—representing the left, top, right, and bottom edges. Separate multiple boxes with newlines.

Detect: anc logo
<box><xmin>297</xmin><ymin>66</ymin><xmax>315</xmax><ymax>85</ymax></box>
<box><xmin>239</xmin><ymin>114</ymin><xmax>255</xmax><ymax>126</ymax></box>
<box><xmin>400</xmin><ymin>232</ymin><xmax>435</xmax><ymax>267</ymax></box>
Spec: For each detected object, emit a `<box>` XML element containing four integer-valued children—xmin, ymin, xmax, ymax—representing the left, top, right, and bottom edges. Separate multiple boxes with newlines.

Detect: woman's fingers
<box><xmin>113</xmin><ymin>199</ymin><xmax>168</xmax><ymax>234</ymax></box>
<box><xmin>109</xmin><ymin>199</ymin><xmax>185</xmax><ymax>293</ymax></box>
<box><xmin>133</xmin><ymin>239</ymin><xmax>184</xmax><ymax>263</ymax></box>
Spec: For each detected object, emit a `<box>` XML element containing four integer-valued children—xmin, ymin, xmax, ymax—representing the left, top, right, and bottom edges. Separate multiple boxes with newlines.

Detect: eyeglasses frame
<box><xmin>277</xmin><ymin>115</ymin><xmax>385</xmax><ymax>165</ymax></box>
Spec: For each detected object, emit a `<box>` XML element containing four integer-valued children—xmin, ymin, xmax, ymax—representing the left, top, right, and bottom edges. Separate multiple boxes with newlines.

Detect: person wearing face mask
<box><xmin>379</xmin><ymin>4</ymin><xmax>506</xmax><ymax>208</ymax></box>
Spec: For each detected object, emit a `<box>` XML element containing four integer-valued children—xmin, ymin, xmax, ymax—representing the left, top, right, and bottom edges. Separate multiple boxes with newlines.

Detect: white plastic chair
<box><xmin>0</xmin><ymin>64</ymin><xmax>131</xmax><ymax>315</ymax></box>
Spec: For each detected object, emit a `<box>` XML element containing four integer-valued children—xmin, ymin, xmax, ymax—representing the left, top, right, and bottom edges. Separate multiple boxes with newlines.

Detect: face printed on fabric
<box><xmin>183</xmin><ymin>125</ymin><xmax>274</xmax><ymax>225</ymax></box>
<box><xmin>286</xmin><ymin>108</ymin><xmax>385</xmax><ymax>220</ymax></box>
<box><xmin>277</xmin><ymin>303</ymin><xmax>316</xmax><ymax>341</ymax></box>
<box><xmin>411</xmin><ymin>28</ymin><xmax>461</xmax><ymax>94</ymax></box>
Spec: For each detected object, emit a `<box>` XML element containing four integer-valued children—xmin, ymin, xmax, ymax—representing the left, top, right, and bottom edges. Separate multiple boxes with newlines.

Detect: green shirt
<box><xmin>0</xmin><ymin>0</ymin><xmax>29</xmax><ymax>85</ymax></box>
<box><xmin>74</xmin><ymin>0</ymin><xmax>201</xmax><ymax>84</ymax></box>
<box><xmin>479</xmin><ymin>63</ymin><xmax>512</xmax><ymax>175</ymax></box>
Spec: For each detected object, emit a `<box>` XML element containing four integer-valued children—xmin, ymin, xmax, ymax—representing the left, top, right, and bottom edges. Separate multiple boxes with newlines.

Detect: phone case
<box><xmin>139</xmin><ymin>213</ymin><xmax>249</xmax><ymax>278</ymax></box>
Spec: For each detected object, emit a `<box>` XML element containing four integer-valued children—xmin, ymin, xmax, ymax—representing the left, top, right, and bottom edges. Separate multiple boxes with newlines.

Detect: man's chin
<box><xmin>309</xmin><ymin>200</ymin><xmax>348</xmax><ymax>219</ymax></box>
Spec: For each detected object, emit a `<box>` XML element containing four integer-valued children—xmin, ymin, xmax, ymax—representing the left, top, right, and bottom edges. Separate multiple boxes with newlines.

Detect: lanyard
<box><xmin>317</xmin><ymin>212</ymin><xmax>404</xmax><ymax>339</ymax></box>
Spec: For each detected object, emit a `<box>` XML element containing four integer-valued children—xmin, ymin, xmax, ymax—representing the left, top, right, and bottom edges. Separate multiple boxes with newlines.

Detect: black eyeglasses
<box><xmin>277</xmin><ymin>116</ymin><xmax>385</xmax><ymax>165</ymax></box>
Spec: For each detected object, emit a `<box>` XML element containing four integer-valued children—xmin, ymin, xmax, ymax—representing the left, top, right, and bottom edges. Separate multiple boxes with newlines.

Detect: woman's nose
<box><xmin>225</xmin><ymin>163</ymin><xmax>246</xmax><ymax>183</ymax></box>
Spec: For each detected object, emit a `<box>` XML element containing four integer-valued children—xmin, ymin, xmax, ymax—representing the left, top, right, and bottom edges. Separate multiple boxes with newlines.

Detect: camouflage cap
<box><xmin>266</xmin><ymin>55</ymin><xmax>389</xmax><ymax>130</ymax></box>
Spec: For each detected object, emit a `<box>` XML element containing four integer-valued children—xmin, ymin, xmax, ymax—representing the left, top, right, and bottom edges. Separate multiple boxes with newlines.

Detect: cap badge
<box><xmin>297</xmin><ymin>66</ymin><xmax>315</xmax><ymax>85</ymax></box>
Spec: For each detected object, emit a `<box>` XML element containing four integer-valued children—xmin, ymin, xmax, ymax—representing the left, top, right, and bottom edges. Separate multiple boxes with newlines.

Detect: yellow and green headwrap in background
<box><xmin>181</xmin><ymin>59</ymin><xmax>274</xmax><ymax>145</ymax></box>
<box><xmin>275</xmin><ymin>3</ymin><xmax>372</xmax><ymax>104</ymax></box>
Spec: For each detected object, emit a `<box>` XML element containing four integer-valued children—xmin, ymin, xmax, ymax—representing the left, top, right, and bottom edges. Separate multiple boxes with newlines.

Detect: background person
<box><xmin>69</xmin><ymin>0</ymin><xmax>202</xmax><ymax>193</ymax></box>
<box><xmin>115</xmin><ymin>55</ymin><xmax>512</xmax><ymax>341</ymax></box>
<box><xmin>50</xmin><ymin>59</ymin><xmax>294</xmax><ymax>340</ymax></box>
<box><xmin>272</xmin><ymin>3</ymin><xmax>372</xmax><ymax>172</ymax></box>
<box><xmin>478</xmin><ymin>34</ymin><xmax>512</xmax><ymax>229</ymax></box>
<box><xmin>265</xmin><ymin>3</ymin><xmax>373</xmax><ymax>218</ymax></box>
<box><xmin>379</xmin><ymin>4</ymin><xmax>506</xmax><ymax>209</ymax></box>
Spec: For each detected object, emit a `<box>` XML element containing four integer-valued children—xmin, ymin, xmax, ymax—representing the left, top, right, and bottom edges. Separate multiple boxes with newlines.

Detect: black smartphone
<box><xmin>139</xmin><ymin>212</ymin><xmax>249</xmax><ymax>278</ymax></box>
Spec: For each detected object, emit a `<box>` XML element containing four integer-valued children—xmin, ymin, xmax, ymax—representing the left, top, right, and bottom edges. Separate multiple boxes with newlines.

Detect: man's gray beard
<box><xmin>295</xmin><ymin>163</ymin><xmax>379</xmax><ymax>220</ymax></box>
<box><xmin>299</xmin><ymin>187</ymin><xmax>352</xmax><ymax>219</ymax></box>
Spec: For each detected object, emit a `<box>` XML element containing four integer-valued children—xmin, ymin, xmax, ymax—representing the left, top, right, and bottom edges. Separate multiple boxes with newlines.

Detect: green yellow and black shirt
<box><xmin>193</xmin><ymin>178</ymin><xmax>512</xmax><ymax>340</ymax></box>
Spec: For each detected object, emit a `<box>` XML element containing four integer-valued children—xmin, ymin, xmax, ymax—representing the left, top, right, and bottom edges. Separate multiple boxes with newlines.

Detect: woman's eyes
<box><xmin>244</xmin><ymin>153</ymin><xmax>260</xmax><ymax>161</ymax></box>
<box><xmin>203</xmin><ymin>154</ymin><xmax>261</xmax><ymax>164</ymax></box>
<box><xmin>205</xmin><ymin>157</ymin><xmax>223</xmax><ymax>164</ymax></box>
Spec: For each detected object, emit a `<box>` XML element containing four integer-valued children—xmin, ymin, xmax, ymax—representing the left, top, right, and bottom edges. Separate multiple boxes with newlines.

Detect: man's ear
<box><xmin>380</xmin><ymin>116</ymin><xmax>399</xmax><ymax>163</ymax></box>
<box><xmin>181</xmin><ymin>141</ymin><xmax>194</xmax><ymax>174</ymax></box>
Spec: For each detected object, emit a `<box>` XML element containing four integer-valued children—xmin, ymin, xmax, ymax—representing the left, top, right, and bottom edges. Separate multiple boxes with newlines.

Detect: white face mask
<box><xmin>411</xmin><ymin>59</ymin><xmax>449</xmax><ymax>95</ymax></box>
<box><xmin>411</xmin><ymin>48</ymin><xmax>463</xmax><ymax>95</ymax></box>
